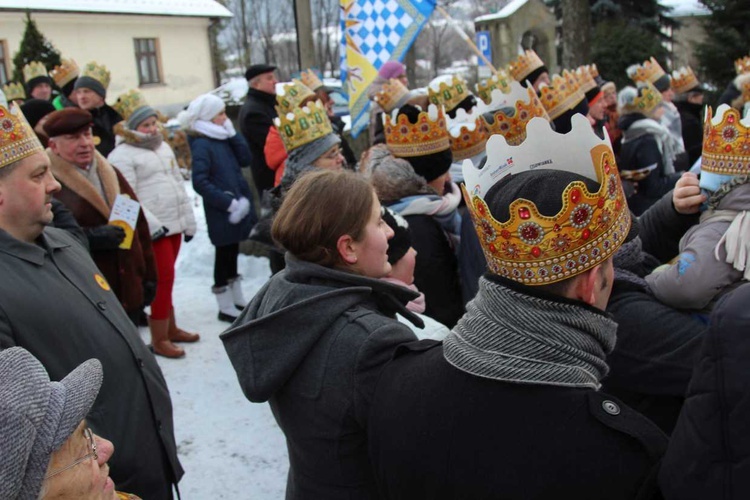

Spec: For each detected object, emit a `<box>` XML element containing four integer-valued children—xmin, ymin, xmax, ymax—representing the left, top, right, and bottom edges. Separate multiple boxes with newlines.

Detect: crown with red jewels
<box><xmin>274</xmin><ymin>100</ymin><xmax>333</xmax><ymax>152</ymax></box>
<box><xmin>508</xmin><ymin>50</ymin><xmax>545</xmax><ymax>82</ymax></box>
<box><xmin>620</xmin><ymin>81</ymin><xmax>663</xmax><ymax>116</ymax></box>
<box><xmin>671</xmin><ymin>66</ymin><xmax>700</xmax><ymax>94</ymax></box>
<box><xmin>275</xmin><ymin>80</ymin><xmax>316</xmax><ymax>114</ymax></box>
<box><xmin>735</xmin><ymin>56</ymin><xmax>750</xmax><ymax>75</ymax></box>
<box><xmin>300</xmin><ymin>69</ymin><xmax>324</xmax><ymax>92</ymax></box>
<box><xmin>2</xmin><ymin>82</ymin><xmax>26</xmax><ymax>102</ymax></box>
<box><xmin>448</xmin><ymin>108</ymin><xmax>488</xmax><ymax>161</ymax></box>
<box><xmin>475</xmin><ymin>70</ymin><xmax>514</xmax><ymax>105</ymax></box>
<box><xmin>50</xmin><ymin>59</ymin><xmax>80</xmax><ymax>88</ymax></box>
<box><xmin>480</xmin><ymin>83</ymin><xmax>550</xmax><ymax>146</ymax></box>
<box><xmin>701</xmin><ymin>104</ymin><xmax>750</xmax><ymax>176</ymax></box>
<box><xmin>461</xmin><ymin>114</ymin><xmax>631</xmax><ymax>285</ymax></box>
<box><xmin>628</xmin><ymin>57</ymin><xmax>667</xmax><ymax>85</ymax></box>
<box><xmin>538</xmin><ymin>70</ymin><xmax>584</xmax><ymax>120</ymax></box>
<box><xmin>428</xmin><ymin>75</ymin><xmax>472</xmax><ymax>113</ymax></box>
<box><xmin>384</xmin><ymin>104</ymin><xmax>451</xmax><ymax>158</ymax></box>
<box><xmin>373</xmin><ymin>78</ymin><xmax>412</xmax><ymax>113</ymax></box>
<box><xmin>0</xmin><ymin>103</ymin><xmax>45</xmax><ymax>169</ymax></box>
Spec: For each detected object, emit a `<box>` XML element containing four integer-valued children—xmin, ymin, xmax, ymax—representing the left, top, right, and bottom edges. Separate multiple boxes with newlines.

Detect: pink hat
<box><xmin>378</xmin><ymin>61</ymin><xmax>406</xmax><ymax>80</ymax></box>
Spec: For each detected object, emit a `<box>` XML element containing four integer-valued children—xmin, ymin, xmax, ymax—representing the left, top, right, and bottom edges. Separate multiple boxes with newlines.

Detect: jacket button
<box><xmin>602</xmin><ymin>400</ymin><xmax>620</xmax><ymax>416</ymax></box>
<box><xmin>137</xmin><ymin>358</ymin><xmax>144</xmax><ymax>368</ymax></box>
<box><xmin>96</xmin><ymin>301</ymin><xmax>107</xmax><ymax>311</ymax></box>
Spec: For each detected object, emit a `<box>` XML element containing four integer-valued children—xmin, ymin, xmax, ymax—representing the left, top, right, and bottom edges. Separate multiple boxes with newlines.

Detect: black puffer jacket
<box><xmin>674</xmin><ymin>100</ymin><xmax>703</xmax><ymax>167</ymax></box>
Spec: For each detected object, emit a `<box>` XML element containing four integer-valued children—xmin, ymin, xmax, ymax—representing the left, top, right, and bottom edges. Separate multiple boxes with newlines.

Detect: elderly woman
<box><xmin>108</xmin><ymin>91</ymin><xmax>198</xmax><ymax>357</ymax></box>
<box><xmin>222</xmin><ymin>169</ymin><xmax>418</xmax><ymax>500</ymax></box>
<box><xmin>179</xmin><ymin>94</ymin><xmax>256</xmax><ymax>322</ymax></box>
<box><xmin>0</xmin><ymin>347</ymin><xmax>137</xmax><ymax>499</ymax></box>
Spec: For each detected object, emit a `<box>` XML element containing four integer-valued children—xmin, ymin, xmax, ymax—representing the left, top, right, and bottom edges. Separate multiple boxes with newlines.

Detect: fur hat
<box><xmin>43</xmin><ymin>108</ymin><xmax>93</xmax><ymax>138</ymax></box>
<box><xmin>381</xmin><ymin>207</ymin><xmax>412</xmax><ymax>264</ymax></box>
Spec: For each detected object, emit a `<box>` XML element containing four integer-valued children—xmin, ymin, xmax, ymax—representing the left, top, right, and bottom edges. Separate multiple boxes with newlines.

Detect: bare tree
<box><xmin>311</xmin><ymin>0</ymin><xmax>339</xmax><ymax>75</ymax></box>
<box><xmin>224</xmin><ymin>0</ymin><xmax>254</xmax><ymax>69</ymax></box>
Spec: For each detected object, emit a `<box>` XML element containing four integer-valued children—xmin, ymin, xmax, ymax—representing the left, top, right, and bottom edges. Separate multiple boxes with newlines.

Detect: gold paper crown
<box><xmin>80</xmin><ymin>61</ymin><xmax>111</xmax><ymax>90</ymax></box>
<box><xmin>671</xmin><ymin>66</ymin><xmax>700</xmax><ymax>94</ymax></box>
<box><xmin>2</xmin><ymin>82</ymin><xmax>26</xmax><ymax>102</ymax></box>
<box><xmin>22</xmin><ymin>61</ymin><xmax>48</xmax><ymax>83</ymax></box>
<box><xmin>735</xmin><ymin>56</ymin><xmax>750</xmax><ymax>75</ymax></box>
<box><xmin>701</xmin><ymin>104</ymin><xmax>750</xmax><ymax>176</ymax></box>
<box><xmin>448</xmin><ymin>110</ymin><xmax>488</xmax><ymax>161</ymax></box>
<box><xmin>575</xmin><ymin>65</ymin><xmax>598</xmax><ymax>94</ymax></box>
<box><xmin>112</xmin><ymin>89</ymin><xmax>149</xmax><ymax>121</ymax></box>
<box><xmin>0</xmin><ymin>103</ymin><xmax>45</xmax><ymax>169</ymax></box>
<box><xmin>628</xmin><ymin>57</ymin><xmax>667</xmax><ymax>85</ymax></box>
<box><xmin>373</xmin><ymin>78</ymin><xmax>411</xmax><ymax>113</ymax></box>
<box><xmin>50</xmin><ymin>58</ymin><xmax>80</xmax><ymax>87</ymax></box>
<box><xmin>476</xmin><ymin>70</ymin><xmax>514</xmax><ymax>105</ymax></box>
<box><xmin>273</xmin><ymin>100</ymin><xmax>333</xmax><ymax>152</ymax></box>
<box><xmin>481</xmin><ymin>84</ymin><xmax>550</xmax><ymax>146</ymax></box>
<box><xmin>428</xmin><ymin>75</ymin><xmax>472</xmax><ymax>113</ymax></box>
<box><xmin>300</xmin><ymin>69</ymin><xmax>324</xmax><ymax>91</ymax></box>
<box><xmin>461</xmin><ymin>115</ymin><xmax>631</xmax><ymax>285</ymax></box>
<box><xmin>538</xmin><ymin>71</ymin><xmax>584</xmax><ymax>120</ymax></box>
<box><xmin>384</xmin><ymin>104</ymin><xmax>451</xmax><ymax>158</ymax></box>
<box><xmin>275</xmin><ymin>80</ymin><xmax>316</xmax><ymax>114</ymax></box>
<box><xmin>620</xmin><ymin>81</ymin><xmax>663</xmax><ymax>116</ymax></box>
<box><xmin>508</xmin><ymin>50</ymin><xmax>545</xmax><ymax>82</ymax></box>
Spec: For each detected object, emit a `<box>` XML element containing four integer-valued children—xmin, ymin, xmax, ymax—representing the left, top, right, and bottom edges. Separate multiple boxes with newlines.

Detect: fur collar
<box><xmin>47</xmin><ymin>149</ymin><xmax>120</xmax><ymax>219</ymax></box>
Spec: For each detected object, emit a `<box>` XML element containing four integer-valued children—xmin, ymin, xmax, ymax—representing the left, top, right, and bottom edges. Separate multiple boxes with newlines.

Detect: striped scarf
<box><xmin>443</xmin><ymin>276</ymin><xmax>617</xmax><ymax>390</ymax></box>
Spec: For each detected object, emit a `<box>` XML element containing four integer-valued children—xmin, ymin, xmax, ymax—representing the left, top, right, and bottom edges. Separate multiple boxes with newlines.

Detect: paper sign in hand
<box><xmin>109</xmin><ymin>194</ymin><xmax>141</xmax><ymax>250</ymax></box>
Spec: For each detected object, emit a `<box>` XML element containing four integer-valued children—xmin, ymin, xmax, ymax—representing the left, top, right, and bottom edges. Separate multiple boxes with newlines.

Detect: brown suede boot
<box><xmin>168</xmin><ymin>309</ymin><xmax>200</xmax><ymax>343</ymax></box>
<box><xmin>149</xmin><ymin>317</ymin><xmax>185</xmax><ymax>358</ymax></box>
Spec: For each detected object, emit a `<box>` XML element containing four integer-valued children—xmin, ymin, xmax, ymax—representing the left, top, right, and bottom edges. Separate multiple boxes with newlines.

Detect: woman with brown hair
<box><xmin>221</xmin><ymin>169</ymin><xmax>419</xmax><ymax>500</ymax></box>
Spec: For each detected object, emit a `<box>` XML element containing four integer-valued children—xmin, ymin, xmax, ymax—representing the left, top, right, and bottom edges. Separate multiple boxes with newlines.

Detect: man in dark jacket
<box><xmin>369</xmin><ymin>115</ymin><xmax>668</xmax><ymax>499</ymax></box>
<box><xmin>0</xmin><ymin>105</ymin><xmax>182</xmax><ymax>499</ymax></box>
<box><xmin>239</xmin><ymin>64</ymin><xmax>278</xmax><ymax>195</ymax></box>
<box><xmin>74</xmin><ymin>61</ymin><xmax>123</xmax><ymax>157</ymax></box>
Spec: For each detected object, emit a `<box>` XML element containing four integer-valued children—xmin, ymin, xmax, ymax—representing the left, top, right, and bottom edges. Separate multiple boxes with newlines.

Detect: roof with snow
<box><xmin>0</xmin><ymin>0</ymin><xmax>232</xmax><ymax>17</ymax></box>
<box><xmin>475</xmin><ymin>0</ymin><xmax>529</xmax><ymax>23</ymax></box>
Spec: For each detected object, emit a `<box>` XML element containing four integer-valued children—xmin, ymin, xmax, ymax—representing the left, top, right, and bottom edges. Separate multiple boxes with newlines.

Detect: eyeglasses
<box><xmin>45</xmin><ymin>427</ymin><xmax>98</xmax><ymax>479</ymax></box>
<box><xmin>321</xmin><ymin>147</ymin><xmax>344</xmax><ymax>161</ymax></box>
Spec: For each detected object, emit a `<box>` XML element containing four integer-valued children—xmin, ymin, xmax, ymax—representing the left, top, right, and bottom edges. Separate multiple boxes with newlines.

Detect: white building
<box><xmin>0</xmin><ymin>0</ymin><xmax>232</xmax><ymax>113</ymax></box>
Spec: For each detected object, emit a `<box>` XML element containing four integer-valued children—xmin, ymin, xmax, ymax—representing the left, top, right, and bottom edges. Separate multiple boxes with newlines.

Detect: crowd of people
<box><xmin>1</xmin><ymin>46</ymin><xmax>750</xmax><ymax>500</ymax></box>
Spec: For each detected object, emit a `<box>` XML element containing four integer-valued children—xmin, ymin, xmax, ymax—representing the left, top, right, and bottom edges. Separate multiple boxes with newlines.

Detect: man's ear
<box><xmin>570</xmin><ymin>264</ymin><xmax>600</xmax><ymax>306</ymax></box>
<box><xmin>336</xmin><ymin>234</ymin><xmax>358</xmax><ymax>265</ymax></box>
<box><xmin>47</xmin><ymin>138</ymin><xmax>58</xmax><ymax>155</ymax></box>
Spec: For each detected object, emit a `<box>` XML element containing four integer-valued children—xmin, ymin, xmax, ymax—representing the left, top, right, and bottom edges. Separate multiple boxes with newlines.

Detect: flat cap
<box><xmin>245</xmin><ymin>64</ymin><xmax>277</xmax><ymax>81</ymax></box>
<box><xmin>43</xmin><ymin>108</ymin><xmax>93</xmax><ymax>138</ymax></box>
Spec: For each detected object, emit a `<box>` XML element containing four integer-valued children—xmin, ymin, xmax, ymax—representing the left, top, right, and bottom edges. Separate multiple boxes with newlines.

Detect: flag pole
<box><xmin>435</xmin><ymin>5</ymin><xmax>498</xmax><ymax>75</ymax></box>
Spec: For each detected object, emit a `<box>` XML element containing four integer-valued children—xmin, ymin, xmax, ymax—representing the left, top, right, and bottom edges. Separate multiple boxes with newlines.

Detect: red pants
<box><xmin>150</xmin><ymin>234</ymin><xmax>182</xmax><ymax>319</ymax></box>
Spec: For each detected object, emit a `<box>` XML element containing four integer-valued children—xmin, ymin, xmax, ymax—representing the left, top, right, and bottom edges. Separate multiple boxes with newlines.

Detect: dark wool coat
<box><xmin>368</xmin><ymin>341</ymin><xmax>668</xmax><ymax>500</ymax></box>
<box><xmin>90</xmin><ymin>103</ymin><xmax>124</xmax><ymax>158</ymax></box>
<box><xmin>48</xmin><ymin>150</ymin><xmax>156</xmax><ymax>315</ymax></box>
<box><xmin>675</xmin><ymin>100</ymin><xmax>703</xmax><ymax>167</ymax></box>
<box><xmin>221</xmin><ymin>256</ymin><xmax>418</xmax><ymax>500</ymax></box>
<box><xmin>239</xmin><ymin>88</ymin><xmax>277</xmax><ymax>194</ymax></box>
<box><xmin>659</xmin><ymin>283</ymin><xmax>750</xmax><ymax>500</ymax></box>
<box><xmin>604</xmin><ymin>192</ymin><xmax>705</xmax><ymax>434</ymax></box>
<box><xmin>0</xmin><ymin>227</ymin><xmax>182</xmax><ymax>499</ymax></box>
<box><xmin>189</xmin><ymin>133</ymin><xmax>256</xmax><ymax>247</ymax></box>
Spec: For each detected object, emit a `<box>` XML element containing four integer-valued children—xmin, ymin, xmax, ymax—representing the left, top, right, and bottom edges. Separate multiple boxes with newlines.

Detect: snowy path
<box><xmin>138</xmin><ymin>183</ymin><xmax>288</xmax><ymax>498</ymax></box>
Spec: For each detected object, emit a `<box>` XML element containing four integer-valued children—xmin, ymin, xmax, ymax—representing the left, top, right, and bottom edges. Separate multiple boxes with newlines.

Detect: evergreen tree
<box><xmin>695</xmin><ymin>0</ymin><xmax>750</xmax><ymax>93</ymax></box>
<box><xmin>11</xmin><ymin>12</ymin><xmax>62</xmax><ymax>83</ymax></box>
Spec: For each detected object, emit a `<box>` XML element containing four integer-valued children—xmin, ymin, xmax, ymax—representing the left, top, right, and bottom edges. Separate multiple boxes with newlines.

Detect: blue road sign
<box><xmin>477</xmin><ymin>31</ymin><xmax>491</xmax><ymax>66</ymax></box>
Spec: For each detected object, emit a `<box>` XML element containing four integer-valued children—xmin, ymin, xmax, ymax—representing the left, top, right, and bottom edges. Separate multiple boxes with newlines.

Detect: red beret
<box><xmin>43</xmin><ymin>108</ymin><xmax>93</xmax><ymax>138</ymax></box>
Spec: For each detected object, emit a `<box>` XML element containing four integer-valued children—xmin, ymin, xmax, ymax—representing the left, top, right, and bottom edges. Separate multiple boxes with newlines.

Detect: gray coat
<box><xmin>221</xmin><ymin>256</ymin><xmax>419</xmax><ymax>500</ymax></box>
<box><xmin>0</xmin><ymin>227</ymin><xmax>183</xmax><ymax>499</ymax></box>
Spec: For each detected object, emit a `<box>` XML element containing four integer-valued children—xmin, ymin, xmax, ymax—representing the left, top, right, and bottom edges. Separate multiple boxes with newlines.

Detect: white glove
<box><xmin>237</xmin><ymin>197</ymin><xmax>251</xmax><ymax>220</ymax></box>
<box><xmin>224</xmin><ymin>119</ymin><xmax>237</xmax><ymax>137</ymax></box>
<box><xmin>228</xmin><ymin>198</ymin><xmax>243</xmax><ymax>224</ymax></box>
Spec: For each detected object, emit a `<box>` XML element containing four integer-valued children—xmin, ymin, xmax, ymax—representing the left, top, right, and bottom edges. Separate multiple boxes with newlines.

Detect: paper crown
<box><xmin>384</xmin><ymin>104</ymin><xmax>451</xmax><ymax>158</ymax></box>
<box><xmin>373</xmin><ymin>78</ymin><xmax>412</xmax><ymax>113</ymax></box>
<box><xmin>508</xmin><ymin>50</ymin><xmax>545</xmax><ymax>82</ymax></box>
<box><xmin>50</xmin><ymin>59</ymin><xmax>80</xmax><ymax>87</ymax></box>
<box><xmin>671</xmin><ymin>66</ymin><xmax>700</xmax><ymax>94</ymax></box>
<box><xmin>0</xmin><ymin>104</ymin><xmax>45</xmax><ymax>169</ymax></box>
<box><xmin>2</xmin><ymin>82</ymin><xmax>26</xmax><ymax>102</ymax></box>
<box><xmin>476</xmin><ymin>70</ymin><xmax>514</xmax><ymax>105</ymax></box>
<box><xmin>80</xmin><ymin>61</ymin><xmax>111</xmax><ymax>90</ymax></box>
<box><xmin>628</xmin><ymin>57</ymin><xmax>667</xmax><ymax>85</ymax></box>
<box><xmin>481</xmin><ymin>83</ymin><xmax>550</xmax><ymax>146</ymax></box>
<box><xmin>461</xmin><ymin>114</ymin><xmax>631</xmax><ymax>285</ymax></box>
<box><xmin>575</xmin><ymin>65</ymin><xmax>599</xmax><ymax>94</ymax></box>
<box><xmin>538</xmin><ymin>70</ymin><xmax>584</xmax><ymax>120</ymax></box>
<box><xmin>273</xmin><ymin>100</ymin><xmax>333</xmax><ymax>152</ymax></box>
<box><xmin>300</xmin><ymin>69</ymin><xmax>324</xmax><ymax>92</ymax></box>
<box><xmin>428</xmin><ymin>75</ymin><xmax>472</xmax><ymax>112</ymax></box>
<box><xmin>620</xmin><ymin>81</ymin><xmax>663</xmax><ymax>116</ymax></box>
<box><xmin>22</xmin><ymin>61</ymin><xmax>48</xmax><ymax>83</ymax></box>
<box><xmin>735</xmin><ymin>56</ymin><xmax>750</xmax><ymax>75</ymax></box>
<box><xmin>275</xmin><ymin>80</ymin><xmax>316</xmax><ymax>114</ymax></box>
<box><xmin>112</xmin><ymin>89</ymin><xmax>149</xmax><ymax>121</ymax></box>
<box><xmin>448</xmin><ymin>109</ymin><xmax>488</xmax><ymax>161</ymax></box>
<box><xmin>701</xmin><ymin>104</ymin><xmax>750</xmax><ymax>176</ymax></box>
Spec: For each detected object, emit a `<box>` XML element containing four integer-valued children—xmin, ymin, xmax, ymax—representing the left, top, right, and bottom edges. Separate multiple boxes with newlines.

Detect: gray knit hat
<box><xmin>0</xmin><ymin>347</ymin><xmax>103</xmax><ymax>500</ymax></box>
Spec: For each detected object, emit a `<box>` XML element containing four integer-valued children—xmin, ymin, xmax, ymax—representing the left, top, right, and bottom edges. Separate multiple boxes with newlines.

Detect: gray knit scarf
<box><xmin>444</xmin><ymin>276</ymin><xmax>617</xmax><ymax>389</ymax></box>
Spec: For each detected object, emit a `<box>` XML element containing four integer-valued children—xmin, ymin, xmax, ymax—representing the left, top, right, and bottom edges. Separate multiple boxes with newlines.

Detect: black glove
<box><xmin>151</xmin><ymin>226</ymin><xmax>169</xmax><ymax>241</ymax></box>
<box><xmin>184</xmin><ymin>234</ymin><xmax>194</xmax><ymax>243</ymax></box>
<box><xmin>142</xmin><ymin>280</ymin><xmax>157</xmax><ymax>307</ymax></box>
<box><xmin>85</xmin><ymin>225</ymin><xmax>126</xmax><ymax>250</ymax></box>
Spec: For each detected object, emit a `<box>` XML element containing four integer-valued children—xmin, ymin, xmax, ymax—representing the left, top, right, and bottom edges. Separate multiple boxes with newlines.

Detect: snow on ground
<box><xmin>138</xmin><ymin>182</ymin><xmax>288</xmax><ymax>498</ymax></box>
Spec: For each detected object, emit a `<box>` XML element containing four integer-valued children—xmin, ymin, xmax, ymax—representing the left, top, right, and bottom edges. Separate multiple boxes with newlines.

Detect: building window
<box><xmin>0</xmin><ymin>40</ymin><xmax>9</xmax><ymax>84</ymax></box>
<box><xmin>134</xmin><ymin>38</ymin><xmax>162</xmax><ymax>85</ymax></box>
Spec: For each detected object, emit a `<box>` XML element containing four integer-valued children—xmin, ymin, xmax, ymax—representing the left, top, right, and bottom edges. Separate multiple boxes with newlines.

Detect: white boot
<box><xmin>228</xmin><ymin>276</ymin><xmax>247</xmax><ymax>311</ymax></box>
<box><xmin>213</xmin><ymin>286</ymin><xmax>239</xmax><ymax>323</ymax></box>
